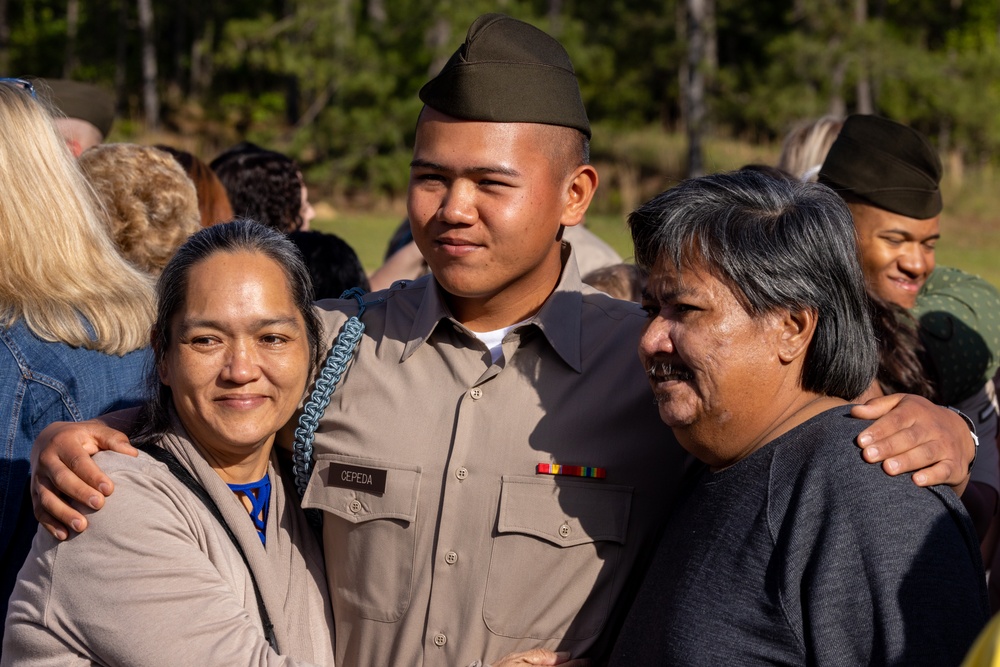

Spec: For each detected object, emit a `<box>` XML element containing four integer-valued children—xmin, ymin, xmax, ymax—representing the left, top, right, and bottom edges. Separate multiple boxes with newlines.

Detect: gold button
<box><xmin>559</xmin><ymin>523</ymin><xmax>571</xmax><ymax>538</ymax></box>
<box><xmin>445</xmin><ymin>551</ymin><xmax>458</xmax><ymax>565</ymax></box>
<box><xmin>470</xmin><ymin>387</ymin><xmax>483</xmax><ymax>399</ymax></box>
<box><xmin>349</xmin><ymin>499</ymin><xmax>362</xmax><ymax>514</ymax></box>
<box><xmin>433</xmin><ymin>633</ymin><xmax>447</xmax><ymax>647</ymax></box>
<box><xmin>455</xmin><ymin>467</ymin><xmax>469</xmax><ymax>480</ymax></box>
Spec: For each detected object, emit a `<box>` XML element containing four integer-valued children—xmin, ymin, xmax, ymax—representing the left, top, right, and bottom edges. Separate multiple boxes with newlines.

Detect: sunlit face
<box><xmin>160</xmin><ymin>251</ymin><xmax>312</xmax><ymax>461</ymax></box>
<box><xmin>849</xmin><ymin>202</ymin><xmax>939</xmax><ymax>309</ymax></box>
<box><xmin>638</xmin><ymin>257</ymin><xmax>788</xmax><ymax>466</ymax></box>
<box><xmin>407</xmin><ymin>108</ymin><xmax>583</xmax><ymax>326</ymax></box>
<box><xmin>298</xmin><ymin>175</ymin><xmax>315</xmax><ymax>231</ymax></box>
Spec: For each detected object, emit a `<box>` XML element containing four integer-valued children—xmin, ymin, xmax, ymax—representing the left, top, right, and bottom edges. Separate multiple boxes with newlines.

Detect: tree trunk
<box><xmin>367</xmin><ymin>0</ymin><xmax>387</xmax><ymax>25</ymax></box>
<box><xmin>137</xmin><ymin>0</ymin><xmax>159</xmax><ymax>129</ymax></box>
<box><xmin>190</xmin><ymin>19</ymin><xmax>215</xmax><ymax>100</ymax></box>
<box><xmin>548</xmin><ymin>0</ymin><xmax>563</xmax><ymax>35</ymax></box>
<box><xmin>114</xmin><ymin>0</ymin><xmax>128</xmax><ymax>115</ymax></box>
<box><xmin>828</xmin><ymin>35</ymin><xmax>847</xmax><ymax>118</ymax></box>
<box><xmin>854</xmin><ymin>0</ymin><xmax>873</xmax><ymax>113</ymax></box>
<box><xmin>0</xmin><ymin>0</ymin><xmax>9</xmax><ymax>76</ymax></box>
<box><xmin>676</xmin><ymin>0</ymin><xmax>687</xmax><ymax>133</ymax></box>
<box><xmin>167</xmin><ymin>0</ymin><xmax>185</xmax><ymax>103</ymax></box>
<box><xmin>685</xmin><ymin>0</ymin><xmax>708</xmax><ymax>177</ymax></box>
<box><xmin>64</xmin><ymin>0</ymin><xmax>79</xmax><ymax>78</ymax></box>
<box><xmin>426</xmin><ymin>17</ymin><xmax>451</xmax><ymax>78</ymax></box>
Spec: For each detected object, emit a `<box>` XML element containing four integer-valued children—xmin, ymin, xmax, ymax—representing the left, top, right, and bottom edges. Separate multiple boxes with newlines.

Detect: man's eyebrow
<box><xmin>409</xmin><ymin>158</ymin><xmax>521</xmax><ymax>178</ymax></box>
<box><xmin>883</xmin><ymin>228</ymin><xmax>941</xmax><ymax>241</ymax></box>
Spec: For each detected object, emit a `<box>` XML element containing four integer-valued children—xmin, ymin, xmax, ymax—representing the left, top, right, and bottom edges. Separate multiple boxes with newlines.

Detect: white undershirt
<box><xmin>470</xmin><ymin>320</ymin><xmax>529</xmax><ymax>364</ymax></box>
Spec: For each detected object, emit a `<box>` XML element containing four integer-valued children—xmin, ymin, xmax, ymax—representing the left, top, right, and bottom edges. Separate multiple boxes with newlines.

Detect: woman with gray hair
<box><xmin>609</xmin><ymin>170</ymin><xmax>988</xmax><ymax>665</ymax></box>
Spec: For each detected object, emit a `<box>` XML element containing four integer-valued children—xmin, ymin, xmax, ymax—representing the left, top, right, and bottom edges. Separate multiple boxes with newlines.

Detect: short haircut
<box><xmin>539</xmin><ymin>124</ymin><xmax>590</xmax><ymax>180</ymax></box>
<box><xmin>210</xmin><ymin>143</ymin><xmax>305</xmax><ymax>233</ymax></box>
<box><xmin>134</xmin><ymin>220</ymin><xmax>322</xmax><ymax>446</ymax></box>
<box><xmin>629</xmin><ymin>170</ymin><xmax>877</xmax><ymax>400</ymax></box>
<box><xmin>79</xmin><ymin>143</ymin><xmax>201</xmax><ymax>275</ymax></box>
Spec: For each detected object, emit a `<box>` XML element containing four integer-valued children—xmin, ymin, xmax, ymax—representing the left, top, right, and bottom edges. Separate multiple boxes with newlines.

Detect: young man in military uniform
<box><xmin>33</xmin><ymin>14</ymin><xmax>980</xmax><ymax>667</ymax></box>
<box><xmin>818</xmin><ymin>115</ymin><xmax>1000</xmax><ymax>541</ymax></box>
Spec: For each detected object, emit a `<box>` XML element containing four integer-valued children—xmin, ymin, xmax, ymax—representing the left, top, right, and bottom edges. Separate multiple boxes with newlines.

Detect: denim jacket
<box><xmin>0</xmin><ymin>319</ymin><xmax>150</xmax><ymax>626</ymax></box>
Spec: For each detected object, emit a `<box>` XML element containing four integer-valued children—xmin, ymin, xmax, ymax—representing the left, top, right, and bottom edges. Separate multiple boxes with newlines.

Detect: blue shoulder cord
<box><xmin>292</xmin><ymin>288</ymin><xmax>383</xmax><ymax>520</ymax></box>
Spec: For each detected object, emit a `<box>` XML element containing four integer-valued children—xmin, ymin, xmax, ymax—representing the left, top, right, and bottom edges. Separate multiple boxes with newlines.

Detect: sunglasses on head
<box><xmin>0</xmin><ymin>78</ymin><xmax>37</xmax><ymax>98</ymax></box>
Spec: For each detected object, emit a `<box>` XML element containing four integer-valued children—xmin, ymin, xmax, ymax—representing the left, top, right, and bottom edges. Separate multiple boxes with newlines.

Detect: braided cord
<box><xmin>292</xmin><ymin>288</ymin><xmax>376</xmax><ymax>500</ymax></box>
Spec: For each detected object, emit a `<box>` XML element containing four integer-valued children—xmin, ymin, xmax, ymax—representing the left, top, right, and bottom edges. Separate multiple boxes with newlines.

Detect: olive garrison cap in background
<box><xmin>818</xmin><ymin>114</ymin><xmax>942</xmax><ymax>219</ymax></box>
<box><xmin>418</xmin><ymin>13</ymin><xmax>591</xmax><ymax>139</ymax></box>
<box><xmin>38</xmin><ymin>79</ymin><xmax>115</xmax><ymax>137</ymax></box>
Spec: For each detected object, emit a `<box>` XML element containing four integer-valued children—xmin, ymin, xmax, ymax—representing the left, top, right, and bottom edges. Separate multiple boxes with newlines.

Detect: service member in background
<box><xmin>818</xmin><ymin>115</ymin><xmax>1000</xmax><ymax>543</ymax></box>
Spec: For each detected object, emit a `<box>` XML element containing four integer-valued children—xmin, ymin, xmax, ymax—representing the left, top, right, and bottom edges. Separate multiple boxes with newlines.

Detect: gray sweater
<box><xmin>2</xmin><ymin>426</ymin><xmax>335</xmax><ymax>666</ymax></box>
<box><xmin>609</xmin><ymin>405</ymin><xmax>989</xmax><ymax>666</ymax></box>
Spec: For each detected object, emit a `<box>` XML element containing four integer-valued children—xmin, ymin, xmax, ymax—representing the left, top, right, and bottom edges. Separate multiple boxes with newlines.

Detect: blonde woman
<box><xmin>0</xmin><ymin>79</ymin><xmax>154</xmax><ymax>635</ymax></box>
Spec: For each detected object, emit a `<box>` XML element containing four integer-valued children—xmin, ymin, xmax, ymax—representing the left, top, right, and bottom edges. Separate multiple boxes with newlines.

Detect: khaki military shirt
<box><xmin>301</xmin><ymin>247</ymin><xmax>687</xmax><ymax>666</ymax></box>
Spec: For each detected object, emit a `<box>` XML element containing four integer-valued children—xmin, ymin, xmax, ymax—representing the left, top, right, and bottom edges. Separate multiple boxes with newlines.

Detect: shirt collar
<box><xmin>400</xmin><ymin>242</ymin><xmax>584</xmax><ymax>373</ymax></box>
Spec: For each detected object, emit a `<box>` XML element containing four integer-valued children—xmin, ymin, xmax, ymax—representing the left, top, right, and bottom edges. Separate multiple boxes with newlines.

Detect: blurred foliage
<box><xmin>6</xmin><ymin>0</ymin><xmax>1000</xmax><ymax>204</ymax></box>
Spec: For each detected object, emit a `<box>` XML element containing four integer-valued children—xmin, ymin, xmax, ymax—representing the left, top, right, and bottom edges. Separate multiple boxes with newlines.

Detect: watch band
<box><xmin>948</xmin><ymin>406</ymin><xmax>979</xmax><ymax>473</ymax></box>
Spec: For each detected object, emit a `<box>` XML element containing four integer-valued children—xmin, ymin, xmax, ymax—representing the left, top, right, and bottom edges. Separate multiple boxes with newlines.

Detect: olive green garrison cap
<box><xmin>819</xmin><ymin>114</ymin><xmax>942</xmax><ymax>219</ymax></box>
<box><xmin>41</xmin><ymin>79</ymin><xmax>115</xmax><ymax>137</ymax></box>
<box><xmin>418</xmin><ymin>13</ymin><xmax>591</xmax><ymax>139</ymax></box>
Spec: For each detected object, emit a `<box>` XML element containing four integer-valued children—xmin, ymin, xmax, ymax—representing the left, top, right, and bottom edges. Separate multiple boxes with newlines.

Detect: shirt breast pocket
<box><xmin>484</xmin><ymin>475</ymin><xmax>632</xmax><ymax>641</ymax></box>
<box><xmin>303</xmin><ymin>454</ymin><xmax>421</xmax><ymax>622</ymax></box>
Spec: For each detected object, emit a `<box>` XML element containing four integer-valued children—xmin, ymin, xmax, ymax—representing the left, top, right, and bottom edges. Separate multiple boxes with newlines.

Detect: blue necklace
<box><xmin>227</xmin><ymin>473</ymin><xmax>271</xmax><ymax>546</ymax></box>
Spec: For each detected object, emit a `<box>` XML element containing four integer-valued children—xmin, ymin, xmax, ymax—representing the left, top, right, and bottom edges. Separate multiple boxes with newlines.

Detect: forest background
<box><xmin>4</xmin><ymin>0</ymin><xmax>1000</xmax><ymax>286</ymax></box>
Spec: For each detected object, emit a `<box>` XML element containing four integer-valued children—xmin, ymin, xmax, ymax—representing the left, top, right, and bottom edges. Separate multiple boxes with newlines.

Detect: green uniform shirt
<box><xmin>914</xmin><ymin>266</ymin><xmax>1000</xmax><ymax>405</ymax></box>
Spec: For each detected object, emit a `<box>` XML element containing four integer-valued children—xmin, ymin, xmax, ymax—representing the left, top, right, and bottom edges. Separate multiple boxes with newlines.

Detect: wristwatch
<box><xmin>948</xmin><ymin>407</ymin><xmax>979</xmax><ymax>473</ymax></box>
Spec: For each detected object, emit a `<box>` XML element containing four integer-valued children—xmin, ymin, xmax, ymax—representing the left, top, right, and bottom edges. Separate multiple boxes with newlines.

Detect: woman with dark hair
<box><xmin>211</xmin><ymin>142</ymin><xmax>315</xmax><ymax>233</ymax></box>
<box><xmin>3</xmin><ymin>221</ymin><xmax>334</xmax><ymax>666</ymax></box>
<box><xmin>288</xmin><ymin>229</ymin><xmax>370</xmax><ymax>298</ymax></box>
<box><xmin>156</xmin><ymin>145</ymin><xmax>235</xmax><ymax>227</ymax></box>
<box><xmin>610</xmin><ymin>170</ymin><xmax>988</xmax><ymax>666</ymax></box>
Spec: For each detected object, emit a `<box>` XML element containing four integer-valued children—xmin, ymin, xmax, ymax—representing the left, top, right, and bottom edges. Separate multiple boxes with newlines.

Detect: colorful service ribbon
<box><xmin>536</xmin><ymin>463</ymin><xmax>606</xmax><ymax>479</ymax></box>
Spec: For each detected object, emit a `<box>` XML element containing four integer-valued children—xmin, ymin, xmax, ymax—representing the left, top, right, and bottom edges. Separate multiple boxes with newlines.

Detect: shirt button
<box><xmin>470</xmin><ymin>387</ymin><xmax>483</xmax><ymax>400</ymax></box>
<box><xmin>433</xmin><ymin>633</ymin><xmax>447</xmax><ymax>647</ymax></box>
<box><xmin>445</xmin><ymin>551</ymin><xmax>458</xmax><ymax>565</ymax></box>
<box><xmin>349</xmin><ymin>499</ymin><xmax>363</xmax><ymax>514</ymax></box>
<box><xmin>559</xmin><ymin>523</ymin><xmax>571</xmax><ymax>538</ymax></box>
<box><xmin>455</xmin><ymin>467</ymin><xmax>469</xmax><ymax>480</ymax></box>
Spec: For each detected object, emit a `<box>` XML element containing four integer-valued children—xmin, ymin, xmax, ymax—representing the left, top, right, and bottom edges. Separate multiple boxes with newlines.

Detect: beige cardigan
<box><xmin>2</xmin><ymin>425</ymin><xmax>335</xmax><ymax>666</ymax></box>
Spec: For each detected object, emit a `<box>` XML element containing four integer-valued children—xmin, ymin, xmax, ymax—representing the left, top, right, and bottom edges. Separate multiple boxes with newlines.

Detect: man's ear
<box><xmin>777</xmin><ymin>308</ymin><xmax>817</xmax><ymax>364</ymax></box>
<box><xmin>559</xmin><ymin>164</ymin><xmax>599</xmax><ymax>229</ymax></box>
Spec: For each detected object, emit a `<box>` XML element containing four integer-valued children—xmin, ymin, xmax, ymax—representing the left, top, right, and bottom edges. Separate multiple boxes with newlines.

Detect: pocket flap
<box><xmin>303</xmin><ymin>454</ymin><xmax>421</xmax><ymax>524</ymax></box>
<box><xmin>497</xmin><ymin>475</ymin><xmax>632</xmax><ymax>547</ymax></box>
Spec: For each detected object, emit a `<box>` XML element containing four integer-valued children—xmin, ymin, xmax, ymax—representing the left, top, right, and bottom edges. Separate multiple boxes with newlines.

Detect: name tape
<box><xmin>327</xmin><ymin>463</ymin><xmax>388</xmax><ymax>495</ymax></box>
